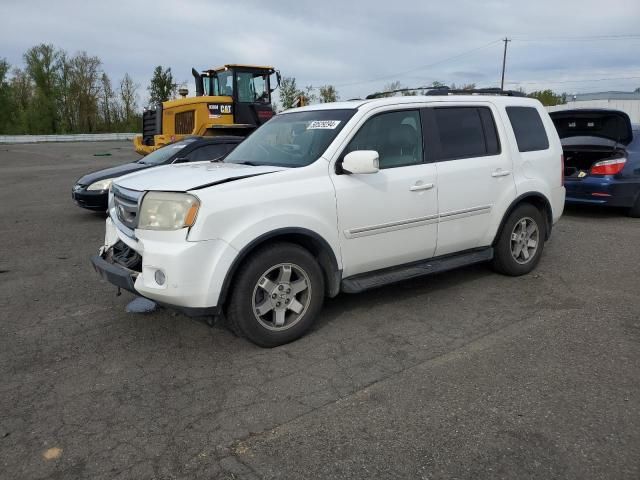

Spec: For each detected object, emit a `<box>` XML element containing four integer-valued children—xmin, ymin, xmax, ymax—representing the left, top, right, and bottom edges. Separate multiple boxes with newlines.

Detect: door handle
<box><xmin>410</xmin><ymin>183</ymin><xmax>434</xmax><ymax>191</ymax></box>
<box><xmin>491</xmin><ymin>169</ymin><xmax>511</xmax><ymax>178</ymax></box>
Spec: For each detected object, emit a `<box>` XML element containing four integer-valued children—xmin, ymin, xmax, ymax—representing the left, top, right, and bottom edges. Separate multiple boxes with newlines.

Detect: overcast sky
<box><xmin>1</xmin><ymin>0</ymin><xmax>639</xmax><ymax>105</ymax></box>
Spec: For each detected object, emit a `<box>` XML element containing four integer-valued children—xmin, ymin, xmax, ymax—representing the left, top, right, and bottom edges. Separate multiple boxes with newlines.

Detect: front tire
<box><xmin>492</xmin><ymin>203</ymin><xmax>546</xmax><ymax>276</ymax></box>
<box><xmin>226</xmin><ymin>242</ymin><xmax>325</xmax><ymax>347</ymax></box>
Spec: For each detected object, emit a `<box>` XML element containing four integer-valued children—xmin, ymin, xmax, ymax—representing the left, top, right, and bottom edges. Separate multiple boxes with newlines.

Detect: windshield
<box><xmin>138</xmin><ymin>139</ymin><xmax>197</xmax><ymax>165</ymax></box>
<box><xmin>224</xmin><ymin>109</ymin><xmax>356</xmax><ymax>167</ymax></box>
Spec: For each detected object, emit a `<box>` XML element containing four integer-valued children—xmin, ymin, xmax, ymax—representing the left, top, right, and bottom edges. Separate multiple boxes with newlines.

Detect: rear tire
<box><xmin>627</xmin><ymin>195</ymin><xmax>640</xmax><ymax>218</ymax></box>
<box><xmin>492</xmin><ymin>203</ymin><xmax>546</xmax><ymax>276</ymax></box>
<box><xmin>226</xmin><ymin>242</ymin><xmax>325</xmax><ymax>347</ymax></box>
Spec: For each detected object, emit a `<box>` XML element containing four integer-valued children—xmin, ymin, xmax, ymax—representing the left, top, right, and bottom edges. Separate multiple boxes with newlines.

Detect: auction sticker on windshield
<box><xmin>307</xmin><ymin>120</ymin><xmax>341</xmax><ymax>130</ymax></box>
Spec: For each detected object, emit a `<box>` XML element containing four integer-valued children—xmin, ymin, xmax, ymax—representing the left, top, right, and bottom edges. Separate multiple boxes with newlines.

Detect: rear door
<box><xmin>424</xmin><ymin>104</ymin><xmax>516</xmax><ymax>256</ymax></box>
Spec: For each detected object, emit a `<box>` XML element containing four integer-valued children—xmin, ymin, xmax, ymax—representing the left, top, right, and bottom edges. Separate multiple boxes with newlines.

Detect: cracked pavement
<box><xmin>0</xmin><ymin>141</ymin><xmax>639</xmax><ymax>479</ymax></box>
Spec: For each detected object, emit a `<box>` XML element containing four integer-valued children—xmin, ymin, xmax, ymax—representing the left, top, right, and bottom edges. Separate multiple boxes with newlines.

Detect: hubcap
<box><xmin>510</xmin><ymin>217</ymin><xmax>539</xmax><ymax>265</ymax></box>
<box><xmin>251</xmin><ymin>263</ymin><xmax>311</xmax><ymax>331</ymax></box>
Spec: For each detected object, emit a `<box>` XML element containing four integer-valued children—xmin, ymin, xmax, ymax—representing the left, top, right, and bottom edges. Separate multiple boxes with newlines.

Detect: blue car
<box><xmin>550</xmin><ymin>109</ymin><xmax>640</xmax><ymax>217</ymax></box>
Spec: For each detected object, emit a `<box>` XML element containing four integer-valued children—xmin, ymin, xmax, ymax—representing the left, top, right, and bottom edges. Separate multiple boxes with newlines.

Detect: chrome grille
<box><xmin>111</xmin><ymin>184</ymin><xmax>143</xmax><ymax>236</ymax></box>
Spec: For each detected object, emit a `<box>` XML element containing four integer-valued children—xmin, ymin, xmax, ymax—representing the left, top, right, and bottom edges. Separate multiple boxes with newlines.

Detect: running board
<box><xmin>341</xmin><ymin>247</ymin><xmax>493</xmax><ymax>294</ymax></box>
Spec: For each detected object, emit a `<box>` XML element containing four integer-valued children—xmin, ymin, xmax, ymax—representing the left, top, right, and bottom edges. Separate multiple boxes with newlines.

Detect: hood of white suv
<box><xmin>113</xmin><ymin>162</ymin><xmax>289</xmax><ymax>192</ymax></box>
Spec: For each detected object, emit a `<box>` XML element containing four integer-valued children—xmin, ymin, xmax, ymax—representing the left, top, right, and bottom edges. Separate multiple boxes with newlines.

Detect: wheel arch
<box><xmin>492</xmin><ymin>192</ymin><xmax>553</xmax><ymax>245</ymax></box>
<box><xmin>219</xmin><ymin>228</ymin><xmax>342</xmax><ymax>308</ymax></box>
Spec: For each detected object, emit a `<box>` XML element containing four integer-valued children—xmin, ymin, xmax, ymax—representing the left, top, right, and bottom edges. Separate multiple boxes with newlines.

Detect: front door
<box><xmin>331</xmin><ymin>109</ymin><xmax>438</xmax><ymax>278</ymax></box>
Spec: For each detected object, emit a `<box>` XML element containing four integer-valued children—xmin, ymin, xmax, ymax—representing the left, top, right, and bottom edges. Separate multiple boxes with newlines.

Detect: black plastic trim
<box><xmin>341</xmin><ymin>247</ymin><xmax>494</xmax><ymax>293</ymax></box>
<box><xmin>492</xmin><ymin>192</ymin><xmax>554</xmax><ymax>243</ymax></box>
<box><xmin>218</xmin><ymin>228</ymin><xmax>342</xmax><ymax>306</ymax></box>
<box><xmin>91</xmin><ymin>255</ymin><xmax>137</xmax><ymax>294</ymax></box>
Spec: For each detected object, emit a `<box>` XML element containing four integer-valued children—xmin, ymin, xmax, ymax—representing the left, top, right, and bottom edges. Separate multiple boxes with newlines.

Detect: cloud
<box><xmin>1</xmin><ymin>0</ymin><xmax>639</xmax><ymax>105</ymax></box>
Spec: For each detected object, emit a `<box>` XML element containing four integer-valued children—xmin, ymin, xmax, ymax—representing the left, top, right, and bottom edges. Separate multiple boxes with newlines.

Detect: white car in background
<box><xmin>92</xmin><ymin>93</ymin><xmax>565</xmax><ymax>347</ymax></box>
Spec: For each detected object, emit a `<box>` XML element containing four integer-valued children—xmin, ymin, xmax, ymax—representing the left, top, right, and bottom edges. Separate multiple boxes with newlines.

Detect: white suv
<box><xmin>92</xmin><ymin>94</ymin><xmax>565</xmax><ymax>347</ymax></box>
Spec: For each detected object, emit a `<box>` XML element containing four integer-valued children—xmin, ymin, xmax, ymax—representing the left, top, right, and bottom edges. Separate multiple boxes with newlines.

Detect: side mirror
<box><xmin>342</xmin><ymin>150</ymin><xmax>379</xmax><ymax>174</ymax></box>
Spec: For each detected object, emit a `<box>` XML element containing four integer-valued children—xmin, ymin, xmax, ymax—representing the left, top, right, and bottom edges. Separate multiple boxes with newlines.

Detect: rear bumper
<box><xmin>564</xmin><ymin>176</ymin><xmax>640</xmax><ymax>208</ymax></box>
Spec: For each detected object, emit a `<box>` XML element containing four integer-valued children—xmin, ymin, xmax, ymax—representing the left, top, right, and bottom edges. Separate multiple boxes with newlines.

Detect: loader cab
<box><xmin>195</xmin><ymin>65</ymin><xmax>280</xmax><ymax>127</ymax></box>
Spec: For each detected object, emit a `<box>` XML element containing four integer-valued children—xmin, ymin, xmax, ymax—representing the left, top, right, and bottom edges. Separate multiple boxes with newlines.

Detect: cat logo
<box><xmin>208</xmin><ymin>104</ymin><xmax>233</xmax><ymax>119</ymax></box>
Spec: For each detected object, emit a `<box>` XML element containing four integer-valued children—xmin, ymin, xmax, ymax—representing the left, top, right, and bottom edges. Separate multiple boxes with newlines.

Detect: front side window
<box><xmin>237</xmin><ymin>72</ymin><xmax>269</xmax><ymax>103</ymax></box>
<box><xmin>215</xmin><ymin>70</ymin><xmax>234</xmax><ymax>96</ymax></box>
<box><xmin>506</xmin><ymin>106</ymin><xmax>549</xmax><ymax>152</ymax></box>
<box><xmin>224</xmin><ymin>109</ymin><xmax>356</xmax><ymax>168</ymax></box>
<box><xmin>344</xmin><ymin>110</ymin><xmax>423</xmax><ymax>169</ymax></box>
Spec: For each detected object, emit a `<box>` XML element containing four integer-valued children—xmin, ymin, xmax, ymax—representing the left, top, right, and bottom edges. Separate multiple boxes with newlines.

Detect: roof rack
<box><xmin>365</xmin><ymin>86</ymin><xmax>526</xmax><ymax>99</ymax></box>
<box><xmin>425</xmin><ymin>87</ymin><xmax>526</xmax><ymax>97</ymax></box>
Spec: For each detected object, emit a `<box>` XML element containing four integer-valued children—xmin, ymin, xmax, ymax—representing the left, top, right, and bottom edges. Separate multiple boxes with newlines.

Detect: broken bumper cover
<box><xmin>91</xmin><ymin>254</ymin><xmax>137</xmax><ymax>294</ymax></box>
<box><xmin>92</xmin><ymin>217</ymin><xmax>235</xmax><ymax>317</ymax></box>
<box><xmin>91</xmin><ymin>252</ymin><xmax>221</xmax><ymax>317</ymax></box>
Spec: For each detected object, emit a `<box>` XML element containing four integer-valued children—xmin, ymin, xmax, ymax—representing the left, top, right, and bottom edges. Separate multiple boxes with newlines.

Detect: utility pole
<box><xmin>500</xmin><ymin>37</ymin><xmax>511</xmax><ymax>91</ymax></box>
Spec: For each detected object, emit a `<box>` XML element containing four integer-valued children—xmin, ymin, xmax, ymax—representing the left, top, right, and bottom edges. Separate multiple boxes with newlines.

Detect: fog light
<box><xmin>154</xmin><ymin>270</ymin><xmax>166</xmax><ymax>286</ymax></box>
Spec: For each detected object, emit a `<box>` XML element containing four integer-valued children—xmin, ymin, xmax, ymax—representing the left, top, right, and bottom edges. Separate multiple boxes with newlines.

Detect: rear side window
<box><xmin>433</xmin><ymin>107</ymin><xmax>500</xmax><ymax>161</ymax></box>
<box><xmin>188</xmin><ymin>143</ymin><xmax>236</xmax><ymax>161</ymax></box>
<box><xmin>506</xmin><ymin>106</ymin><xmax>549</xmax><ymax>152</ymax></box>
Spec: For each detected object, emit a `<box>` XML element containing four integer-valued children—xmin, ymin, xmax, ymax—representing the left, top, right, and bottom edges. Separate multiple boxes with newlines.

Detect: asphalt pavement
<box><xmin>0</xmin><ymin>141</ymin><xmax>638</xmax><ymax>479</ymax></box>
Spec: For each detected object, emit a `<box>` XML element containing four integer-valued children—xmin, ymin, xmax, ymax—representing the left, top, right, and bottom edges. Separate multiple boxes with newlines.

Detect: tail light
<box><xmin>590</xmin><ymin>158</ymin><xmax>626</xmax><ymax>176</ymax></box>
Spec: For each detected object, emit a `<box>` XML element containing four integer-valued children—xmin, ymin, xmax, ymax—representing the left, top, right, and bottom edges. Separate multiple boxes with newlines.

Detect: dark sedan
<box><xmin>551</xmin><ymin>109</ymin><xmax>640</xmax><ymax>217</ymax></box>
<box><xmin>72</xmin><ymin>136</ymin><xmax>243</xmax><ymax>211</ymax></box>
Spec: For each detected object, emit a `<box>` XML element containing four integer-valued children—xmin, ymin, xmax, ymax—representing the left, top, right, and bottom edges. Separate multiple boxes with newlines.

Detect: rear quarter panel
<box><xmin>494</xmin><ymin>100</ymin><xmax>564</xmax><ymax>230</ymax></box>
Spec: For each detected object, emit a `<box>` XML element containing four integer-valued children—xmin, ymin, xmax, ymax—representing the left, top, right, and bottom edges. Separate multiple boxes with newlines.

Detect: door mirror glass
<box><xmin>343</xmin><ymin>150</ymin><xmax>379</xmax><ymax>174</ymax></box>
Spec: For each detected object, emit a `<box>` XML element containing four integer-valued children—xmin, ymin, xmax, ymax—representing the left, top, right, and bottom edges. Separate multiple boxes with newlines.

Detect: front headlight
<box><xmin>138</xmin><ymin>192</ymin><xmax>200</xmax><ymax>230</ymax></box>
<box><xmin>87</xmin><ymin>178</ymin><xmax>115</xmax><ymax>191</ymax></box>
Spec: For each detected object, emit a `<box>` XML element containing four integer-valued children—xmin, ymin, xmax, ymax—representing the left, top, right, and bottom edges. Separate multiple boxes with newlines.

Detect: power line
<box><xmin>507</xmin><ymin>75</ymin><xmax>640</xmax><ymax>85</ymax></box>
<box><xmin>511</xmin><ymin>34</ymin><xmax>640</xmax><ymax>42</ymax></box>
<box><xmin>333</xmin><ymin>39</ymin><xmax>502</xmax><ymax>88</ymax></box>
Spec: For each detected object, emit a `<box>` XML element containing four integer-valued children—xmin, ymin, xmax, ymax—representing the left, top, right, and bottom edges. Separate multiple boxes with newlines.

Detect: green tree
<box><xmin>147</xmin><ymin>66</ymin><xmax>176</xmax><ymax>106</ymax></box>
<box><xmin>279</xmin><ymin>76</ymin><xmax>302</xmax><ymax>110</ymax></box>
<box><xmin>120</xmin><ymin>73</ymin><xmax>140</xmax><ymax>131</ymax></box>
<box><xmin>528</xmin><ymin>89</ymin><xmax>564</xmax><ymax>106</ymax></box>
<box><xmin>0</xmin><ymin>59</ymin><xmax>12</xmax><ymax>133</ymax></box>
<box><xmin>99</xmin><ymin>72</ymin><xmax>116</xmax><ymax>131</ymax></box>
<box><xmin>319</xmin><ymin>85</ymin><xmax>339</xmax><ymax>103</ymax></box>
<box><xmin>68</xmin><ymin>51</ymin><xmax>102</xmax><ymax>132</ymax></box>
<box><xmin>8</xmin><ymin>68</ymin><xmax>32</xmax><ymax>134</ymax></box>
<box><xmin>23</xmin><ymin>43</ymin><xmax>62</xmax><ymax>133</ymax></box>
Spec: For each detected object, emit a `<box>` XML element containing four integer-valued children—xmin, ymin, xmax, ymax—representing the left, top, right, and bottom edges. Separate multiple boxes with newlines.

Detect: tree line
<box><xmin>0</xmin><ymin>43</ymin><xmax>585</xmax><ymax>135</ymax></box>
<box><xmin>0</xmin><ymin>44</ymin><xmax>146</xmax><ymax>135</ymax></box>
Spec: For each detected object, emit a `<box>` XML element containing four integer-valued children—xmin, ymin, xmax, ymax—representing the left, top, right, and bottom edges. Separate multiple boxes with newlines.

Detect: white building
<box><xmin>547</xmin><ymin>91</ymin><xmax>640</xmax><ymax>124</ymax></box>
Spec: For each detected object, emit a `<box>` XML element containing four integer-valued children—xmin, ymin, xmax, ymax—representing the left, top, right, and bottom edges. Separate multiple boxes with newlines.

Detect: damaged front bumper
<box><xmin>90</xmin><ymin>252</ymin><xmax>138</xmax><ymax>294</ymax></box>
<box><xmin>91</xmin><ymin>217</ymin><xmax>233</xmax><ymax>317</ymax></box>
